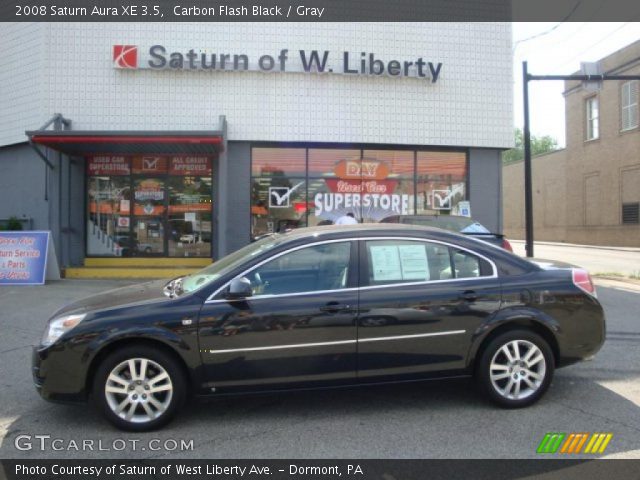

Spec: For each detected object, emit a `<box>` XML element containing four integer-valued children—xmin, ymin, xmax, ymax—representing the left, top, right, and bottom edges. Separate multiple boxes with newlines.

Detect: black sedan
<box><xmin>33</xmin><ymin>224</ymin><xmax>606</xmax><ymax>431</ymax></box>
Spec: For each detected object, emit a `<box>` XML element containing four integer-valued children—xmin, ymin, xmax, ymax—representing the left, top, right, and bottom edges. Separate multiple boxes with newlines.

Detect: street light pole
<box><xmin>520</xmin><ymin>64</ymin><xmax>640</xmax><ymax>259</ymax></box>
<box><xmin>522</xmin><ymin>61</ymin><xmax>534</xmax><ymax>258</ymax></box>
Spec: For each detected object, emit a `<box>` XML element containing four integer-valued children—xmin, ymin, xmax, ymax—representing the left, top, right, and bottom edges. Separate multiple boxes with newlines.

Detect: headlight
<box><xmin>41</xmin><ymin>314</ymin><xmax>86</xmax><ymax>346</ymax></box>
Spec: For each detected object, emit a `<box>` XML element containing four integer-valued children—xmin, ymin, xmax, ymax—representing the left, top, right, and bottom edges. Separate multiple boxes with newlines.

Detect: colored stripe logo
<box><xmin>537</xmin><ymin>432</ymin><xmax>613</xmax><ymax>454</ymax></box>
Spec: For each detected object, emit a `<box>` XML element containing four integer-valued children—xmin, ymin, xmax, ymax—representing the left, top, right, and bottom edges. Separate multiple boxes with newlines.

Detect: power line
<box><xmin>513</xmin><ymin>0</ymin><xmax>583</xmax><ymax>52</ymax></box>
<box><xmin>550</xmin><ymin>22</ymin><xmax>633</xmax><ymax>72</ymax></box>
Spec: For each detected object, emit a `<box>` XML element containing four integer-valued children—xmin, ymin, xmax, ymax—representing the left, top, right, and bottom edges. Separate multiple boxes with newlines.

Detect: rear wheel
<box><xmin>93</xmin><ymin>345</ymin><xmax>186</xmax><ymax>431</ymax></box>
<box><xmin>477</xmin><ymin>330</ymin><xmax>554</xmax><ymax>408</ymax></box>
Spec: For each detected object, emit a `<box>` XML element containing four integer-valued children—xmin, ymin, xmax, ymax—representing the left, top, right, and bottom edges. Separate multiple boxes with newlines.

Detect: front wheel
<box><xmin>476</xmin><ymin>330</ymin><xmax>554</xmax><ymax>408</ymax></box>
<box><xmin>93</xmin><ymin>345</ymin><xmax>186</xmax><ymax>431</ymax></box>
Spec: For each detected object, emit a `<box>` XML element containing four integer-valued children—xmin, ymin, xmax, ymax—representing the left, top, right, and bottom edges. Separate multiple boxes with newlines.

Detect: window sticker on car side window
<box><xmin>370</xmin><ymin>245</ymin><xmax>403</xmax><ymax>281</ymax></box>
<box><xmin>398</xmin><ymin>245</ymin><xmax>429</xmax><ymax>281</ymax></box>
<box><xmin>369</xmin><ymin>243</ymin><xmax>429</xmax><ymax>282</ymax></box>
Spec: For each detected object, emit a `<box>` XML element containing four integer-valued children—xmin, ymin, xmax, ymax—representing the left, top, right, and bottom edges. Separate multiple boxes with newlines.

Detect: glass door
<box><xmin>87</xmin><ymin>155</ymin><xmax>214</xmax><ymax>258</ymax></box>
<box><xmin>166</xmin><ymin>156</ymin><xmax>213</xmax><ymax>258</ymax></box>
<box><xmin>133</xmin><ymin>177</ymin><xmax>166</xmax><ymax>256</ymax></box>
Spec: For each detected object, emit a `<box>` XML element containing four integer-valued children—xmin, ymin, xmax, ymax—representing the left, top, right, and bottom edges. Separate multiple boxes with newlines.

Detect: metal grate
<box><xmin>622</xmin><ymin>203</ymin><xmax>640</xmax><ymax>224</ymax></box>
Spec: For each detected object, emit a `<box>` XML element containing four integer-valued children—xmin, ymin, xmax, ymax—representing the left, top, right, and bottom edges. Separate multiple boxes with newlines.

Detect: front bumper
<box><xmin>32</xmin><ymin>345</ymin><xmax>88</xmax><ymax>404</ymax></box>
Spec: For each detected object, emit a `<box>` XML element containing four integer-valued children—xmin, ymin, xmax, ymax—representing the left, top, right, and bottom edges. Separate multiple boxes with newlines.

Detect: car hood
<box><xmin>53</xmin><ymin>279</ymin><xmax>171</xmax><ymax>317</ymax></box>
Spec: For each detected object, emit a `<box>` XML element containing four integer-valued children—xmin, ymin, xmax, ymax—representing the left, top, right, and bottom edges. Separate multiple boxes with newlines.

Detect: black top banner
<box><xmin>2</xmin><ymin>0</ymin><xmax>640</xmax><ymax>21</ymax></box>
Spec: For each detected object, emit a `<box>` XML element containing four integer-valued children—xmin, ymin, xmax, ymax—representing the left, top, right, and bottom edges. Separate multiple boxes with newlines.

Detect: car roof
<box><xmin>265</xmin><ymin>224</ymin><xmax>537</xmax><ymax>276</ymax></box>
<box><xmin>270</xmin><ymin>223</ymin><xmax>490</xmax><ymax>248</ymax></box>
<box><xmin>279</xmin><ymin>223</ymin><xmax>450</xmax><ymax>239</ymax></box>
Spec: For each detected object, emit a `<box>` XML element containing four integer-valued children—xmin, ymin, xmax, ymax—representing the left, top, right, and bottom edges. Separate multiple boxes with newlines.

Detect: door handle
<box><xmin>460</xmin><ymin>290</ymin><xmax>478</xmax><ymax>302</ymax></box>
<box><xmin>319</xmin><ymin>302</ymin><xmax>351</xmax><ymax>313</ymax></box>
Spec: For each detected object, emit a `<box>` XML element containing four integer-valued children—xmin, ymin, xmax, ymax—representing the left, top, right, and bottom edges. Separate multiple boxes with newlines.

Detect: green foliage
<box><xmin>502</xmin><ymin>128</ymin><xmax>559</xmax><ymax>165</ymax></box>
<box><xmin>5</xmin><ymin>216</ymin><xmax>23</xmax><ymax>231</ymax></box>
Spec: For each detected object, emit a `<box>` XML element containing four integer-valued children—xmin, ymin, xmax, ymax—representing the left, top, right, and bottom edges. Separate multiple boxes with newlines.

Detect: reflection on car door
<box><xmin>357</xmin><ymin>239</ymin><xmax>501</xmax><ymax>382</ymax></box>
<box><xmin>197</xmin><ymin>241</ymin><xmax>358</xmax><ymax>392</ymax></box>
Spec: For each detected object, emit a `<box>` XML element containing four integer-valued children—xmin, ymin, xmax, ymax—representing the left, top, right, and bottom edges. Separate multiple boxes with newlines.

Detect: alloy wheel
<box><xmin>489</xmin><ymin>340</ymin><xmax>546</xmax><ymax>401</ymax></box>
<box><xmin>104</xmin><ymin>358</ymin><xmax>173</xmax><ymax>424</ymax></box>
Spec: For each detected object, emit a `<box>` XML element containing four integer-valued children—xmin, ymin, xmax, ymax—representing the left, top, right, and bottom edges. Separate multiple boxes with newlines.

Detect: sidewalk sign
<box><xmin>0</xmin><ymin>231</ymin><xmax>60</xmax><ymax>285</ymax></box>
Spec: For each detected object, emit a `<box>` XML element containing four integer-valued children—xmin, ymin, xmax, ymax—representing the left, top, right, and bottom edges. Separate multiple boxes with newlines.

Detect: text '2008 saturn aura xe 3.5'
<box><xmin>33</xmin><ymin>224</ymin><xmax>605</xmax><ymax>431</ymax></box>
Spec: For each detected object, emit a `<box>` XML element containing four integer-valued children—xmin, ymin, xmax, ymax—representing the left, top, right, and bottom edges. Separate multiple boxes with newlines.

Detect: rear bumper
<box><xmin>556</xmin><ymin>299</ymin><xmax>606</xmax><ymax>367</ymax></box>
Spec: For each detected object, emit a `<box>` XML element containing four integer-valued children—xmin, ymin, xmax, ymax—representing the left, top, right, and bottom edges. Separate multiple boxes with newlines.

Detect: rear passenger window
<box><xmin>451</xmin><ymin>249</ymin><xmax>493</xmax><ymax>279</ymax></box>
<box><xmin>364</xmin><ymin>240</ymin><xmax>493</xmax><ymax>286</ymax></box>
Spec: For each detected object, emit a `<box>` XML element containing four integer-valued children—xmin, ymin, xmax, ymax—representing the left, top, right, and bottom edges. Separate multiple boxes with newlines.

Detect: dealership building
<box><xmin>0</xmin><ymin>23</ymin><xmax>513</xmax><ymax>277</ymax></box>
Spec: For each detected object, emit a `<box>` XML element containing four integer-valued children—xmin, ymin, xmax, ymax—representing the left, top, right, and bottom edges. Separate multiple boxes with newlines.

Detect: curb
<box><xmin>593</xmin><ymin>276</ymin><xmax>640</xmax><ymax>290</ymax></box>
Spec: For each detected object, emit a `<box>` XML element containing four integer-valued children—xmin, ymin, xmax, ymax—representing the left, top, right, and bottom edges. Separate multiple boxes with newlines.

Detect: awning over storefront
<box><xmin>26</xmin><ymin>130</ymin><xmax>225</xmax><ymax>157</ymax></box>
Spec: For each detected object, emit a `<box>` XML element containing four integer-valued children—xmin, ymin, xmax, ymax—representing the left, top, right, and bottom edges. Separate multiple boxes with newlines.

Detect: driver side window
<box><xmin>248</xmin><ymin>242</ymin><xmax>352</xmax><ymax>296</ymax></box>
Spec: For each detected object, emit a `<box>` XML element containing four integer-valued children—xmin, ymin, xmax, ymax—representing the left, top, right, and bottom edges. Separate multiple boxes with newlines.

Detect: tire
<box><xmin>92</xmin><ymin>345</ymin><xmax>186</xmax><ymax>431</ymax></box>
<box><xmin>476</xmin><ymin>329</ymin><xmax>554</xmax><ymax>408</ymax></box>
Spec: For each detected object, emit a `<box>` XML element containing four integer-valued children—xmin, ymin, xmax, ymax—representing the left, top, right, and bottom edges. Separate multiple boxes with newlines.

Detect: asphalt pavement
<box><xmin>1</xmin><ymin>278</ymin><xmax>639</xmax><ymax>459</ymax></box>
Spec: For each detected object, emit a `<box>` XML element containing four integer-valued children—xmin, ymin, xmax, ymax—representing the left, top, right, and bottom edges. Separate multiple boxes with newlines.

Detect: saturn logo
<box><xmin>113</xmin><ymin>45</ymin><xmax>138</xmax><ymax>69</ymax></box>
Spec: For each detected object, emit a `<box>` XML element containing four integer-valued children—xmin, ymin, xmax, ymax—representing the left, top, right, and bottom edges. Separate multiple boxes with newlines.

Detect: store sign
<box><xmin>170</xmin><ymin>156</ymin><xmax>212</xmax><ymax>176</ymax></box>
<box><xmin>88</xmin><ymin>156</ymin><xmax>130</xmax><ymax>175</ymax></box>
<box><xmin>333</xmin><ymin>159</ymin><xmax>390</xmax><ymax>180</ymax></box>
<box><xmin>132</xmin><ymin>156</ymin><xmax>168</xmax><ymax>174</ymax></box>
<box><xmin>113</xmin><ymin>45</ymin><xmax>443</xmax><ymax>83</ymax></box>
<box><xmin>135</xmin><ymin>179</ymin><xmax>164</xmax><ymax>201</ymax></box>
<box><xmin>0</xmin><ymin>232</ymin><xmax>50</xmax><ymax>285</ymax></box>
<box><xmin>314</xmin><ymin>159</ymin><xmax>411</xmax><ymax>220</ymax></box>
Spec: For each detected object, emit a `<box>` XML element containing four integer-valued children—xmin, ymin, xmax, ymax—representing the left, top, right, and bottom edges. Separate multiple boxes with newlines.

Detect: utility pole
<box><xmin>521</xmin><ymin>63</ymin><xmax>640</xmax><ymax>258</ymax></box>
<box><xmin>522</xmin><ymin>62</ymin><xmax>534</xmax><ymax>258</ymax></box>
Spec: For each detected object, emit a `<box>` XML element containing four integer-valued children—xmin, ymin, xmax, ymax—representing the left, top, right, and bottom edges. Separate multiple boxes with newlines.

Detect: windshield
<box><xmin>178</xmin><ymin>234</ymin><xmax>282</xmax><ymax>294</ymax></box>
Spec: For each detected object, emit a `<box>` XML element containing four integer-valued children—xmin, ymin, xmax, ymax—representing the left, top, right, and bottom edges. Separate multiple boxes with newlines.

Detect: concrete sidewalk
<box><xmin>511</xmin><ymin>239</ymin><xmax>640</xmax><ymax>253</ymax></box>
<box><xmin>510</xmin><ymin>240</ymin><xmax>640</xmax><ymax>277</ymax></box>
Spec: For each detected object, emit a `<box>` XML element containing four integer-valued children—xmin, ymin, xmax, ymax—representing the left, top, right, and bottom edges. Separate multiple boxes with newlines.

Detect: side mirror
<box><xmin>225</xmin><ymin>277</ymin><xmax>253</xmax><ymax>300</ymax></box>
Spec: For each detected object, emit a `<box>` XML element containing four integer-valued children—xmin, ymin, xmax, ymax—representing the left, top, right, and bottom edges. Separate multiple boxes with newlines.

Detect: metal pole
<box><xmin>523</xmin><ymin>61</ymin><xmax>534</xmax><ymax>258</ymax></box>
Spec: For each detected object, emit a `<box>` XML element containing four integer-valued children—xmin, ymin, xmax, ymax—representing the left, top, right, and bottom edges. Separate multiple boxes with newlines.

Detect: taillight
<box><xmin>572</xmin><ymin>268</ymin><xmax>597</xmax><ymax>297</ymax></box>
<box><xmin>502</xmin><ymin>238</ymin><xmax>513</xmax><ymax>252</ymax></box>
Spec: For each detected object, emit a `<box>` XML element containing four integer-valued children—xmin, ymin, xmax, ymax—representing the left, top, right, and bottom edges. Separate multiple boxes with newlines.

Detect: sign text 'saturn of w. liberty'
<box><xmin>114</xmin><ymin>45</ymin><xmax>443</xmax><ymax>83</ymax></box>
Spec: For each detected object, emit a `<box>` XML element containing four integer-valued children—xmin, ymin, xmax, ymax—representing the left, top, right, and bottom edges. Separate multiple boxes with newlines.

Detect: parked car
<box><xmin>114</xmin><ymin>235</ymin><xmax>153</xmax><ymax>255</ymax></box>
<box><xmin>382</xmin><ymin>215</ymin><xmax>513</xmax><ymax>251</ymax></box>
<box><xmin>33</xmin><ymin>224</ymin><xmax>605</xmax><ymax>431</ymax></box>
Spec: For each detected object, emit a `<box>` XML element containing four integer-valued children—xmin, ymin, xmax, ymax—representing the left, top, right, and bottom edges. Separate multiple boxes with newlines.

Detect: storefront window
<box><xmin>86</xmin><ymin>156</ymin><xmax>133</xmax><ymax>257</ymax></box>
<box><xmin>308</xmin><ymin>149</ymin><xmax>415</xmax><ymax>224</ymax></box>
<box><xmin>168</xmin><ymin>175</ymin><xmax>213</xmax><ymax>257</ymax></box>
<box><xmin>251</xmin><ymin>148</ymin><xmax>307</xmax><ymax>240</ymax></box>
<box><xmin>251</xmin><ymin>147</ymin><xmax>467</xmax><ymax>237</ymax></box>
<box><xmin>252</xmin><ymin>147</ymin><xmax>305</xmax><ymax>177</ymax></box>
<box><xmin>308</xmin><ymin>148</ymin><xmax>361</xmax><ymax>227</ymax></box>
<box><xmin>416</xmin><ymin>152</ymin><xmax>467</xmax><ymax>215</ymax></box>
<box><xmin>86</xmin><ymin>155</ymin><xmax>213</xmax><ymax>257</ymax></box>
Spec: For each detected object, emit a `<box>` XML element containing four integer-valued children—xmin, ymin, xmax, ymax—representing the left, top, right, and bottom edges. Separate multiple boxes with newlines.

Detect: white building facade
<box><xmin>0</xmin><ymin>23</ymin><xmax>513</xmax><ymax>268</ymax></box>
